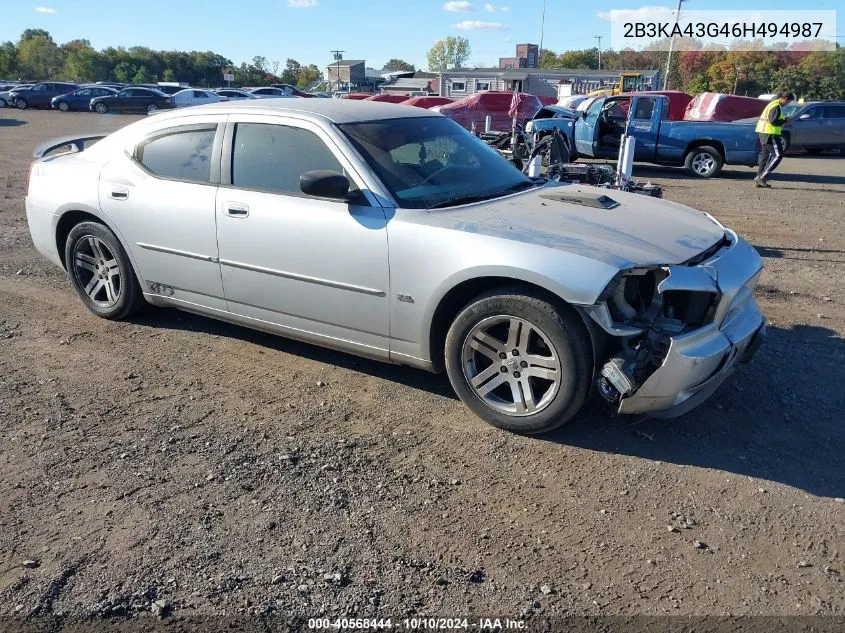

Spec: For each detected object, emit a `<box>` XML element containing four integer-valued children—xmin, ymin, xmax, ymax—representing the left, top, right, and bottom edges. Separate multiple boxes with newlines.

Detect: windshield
<box><xmin>338</xmin><ymin>117</ymin><xmax>533</xmax><ymax>209</ymax></box>
<box><xmin>781</xmin><ymin>104</ymin><xmax>801</xmax><ymax>118</ymax></box>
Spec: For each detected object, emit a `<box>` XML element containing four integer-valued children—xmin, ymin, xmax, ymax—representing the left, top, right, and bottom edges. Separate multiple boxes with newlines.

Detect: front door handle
<box><xmin>224</xmin><ymin>203</ymin><xmax>249</xmax><ymax>218</ymax></box>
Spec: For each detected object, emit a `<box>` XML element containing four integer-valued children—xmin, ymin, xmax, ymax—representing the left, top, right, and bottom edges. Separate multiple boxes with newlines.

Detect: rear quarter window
<box><xmin>136</xmin><ymin>126</ymin><xmax>217</xmax><ymax>184</ymax></box>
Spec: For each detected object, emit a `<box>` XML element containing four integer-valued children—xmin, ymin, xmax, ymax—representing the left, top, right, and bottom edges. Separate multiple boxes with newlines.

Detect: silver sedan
<box><xmin>25</xmin><ymin>99</ymin><xmax>766</xmax><ymax>433</ymax></box>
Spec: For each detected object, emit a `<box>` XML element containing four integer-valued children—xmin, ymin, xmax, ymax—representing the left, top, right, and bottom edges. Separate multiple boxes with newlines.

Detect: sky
<box><xmin>3</xmin><ymin>0</ymin><xmax>843</xmax><ymax>71</ymax></box>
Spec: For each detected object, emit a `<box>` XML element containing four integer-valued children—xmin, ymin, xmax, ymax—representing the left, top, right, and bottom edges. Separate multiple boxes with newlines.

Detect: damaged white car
<box><xmin>25</xmin><ymin>99</ymin><xmax>765</xmax><ymax>434</ymax></box>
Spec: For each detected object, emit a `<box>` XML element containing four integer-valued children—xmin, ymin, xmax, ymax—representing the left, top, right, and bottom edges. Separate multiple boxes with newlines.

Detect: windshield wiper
<box><xmin>428</xmin><ymin>181</ymin><xmax>538</xmax><ymax>210</ymax></box>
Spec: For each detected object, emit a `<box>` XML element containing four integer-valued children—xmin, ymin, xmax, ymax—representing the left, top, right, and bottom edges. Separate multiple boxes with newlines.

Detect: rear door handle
<box><xmin>224</xmin><ymin>203</ymin><xmax>249</xmax><ymax>218</ymax></box>
<box><xmin>110</xmin><ymin>186</ymin><xmax>129</xmax><ymax>200</ymax></box>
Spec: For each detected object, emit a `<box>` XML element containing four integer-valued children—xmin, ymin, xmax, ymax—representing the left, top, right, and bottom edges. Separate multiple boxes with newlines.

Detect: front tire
<box><xmin>94</xmin><ymin>102</ymin><xmax>108</xmax><ymax>114</ymax></box>
<box><xmin>65</xmin><ymin>222</ymin><xmax>144</xmax><ymax>320</ymax></box>
<box><xmin>15</xmin><ymin>98</ymin><xmax>28</xmax><ymax>110</ymax></box>
<box><xmin>684</xmin><ymin>145</ymin><xmax>723</xmax><ymax>178</ymax></box>
<box><xmin>444</xmin><ymin>289</ymin><xmax>592</xmax><ymax>434</ymax></box>
<box><xmin>57</xmin><ymin>101</ymin><xmax>70</xmax><ymax>112</ymax></box>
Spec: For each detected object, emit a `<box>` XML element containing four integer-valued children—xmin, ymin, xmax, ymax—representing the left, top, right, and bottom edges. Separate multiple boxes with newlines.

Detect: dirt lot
<box><xmin>1</xmin><ymin>109</ymin><xmax>844</xmax><ymax>629</ymax></box>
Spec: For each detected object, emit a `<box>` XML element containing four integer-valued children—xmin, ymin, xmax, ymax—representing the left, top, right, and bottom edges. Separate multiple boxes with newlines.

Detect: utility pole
<box><xmin>595</xmin><ymin>35</ymin><xmax>602</xmax><ymax>70</ymax></box>
<box><xmin>663</xmin><ymin>0</ymin><xmax>684</xmax><ymax>90</ymax></box>
<box><xmin>331</xmin><ymin>49</ymin><xmax>345</xmax><ymax>92</ymax></box>
<box><xmin>539</xmin><ymin>0</ymin><xmax>547</xmax><ymax>66</ymax></box>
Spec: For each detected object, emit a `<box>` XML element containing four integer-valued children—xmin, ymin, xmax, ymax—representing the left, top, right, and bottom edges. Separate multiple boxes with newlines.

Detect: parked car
<box><xmin>137</xmin><ymin>83</ymin><xmax>187</xmax><ymax>96</ymax></box>
<box><xmin>270</xmin><ymin>83</ymin><xmax>317</xmax><ymax>98</ymax></box>
<box><xmin>89</xmin><ymin>87</ymin><xmax>175</xmax><ymax>114</ymax></box>
<box><xmin>10</xmin><ymin>82</ymin><xmax>79</xmax><ymax>109</ymax></box>
<box><xmin>526</xmin><ymin>94</ymin><xmax>760</xmax><ymax>177</ymax></box>
<box><xmin>339</xmin><ymin>92</ymin><xmax>373</xmax><ymax>100</ymax></box>
<box><xmin>0</xmin><ymin>84</ymin><xmax>32</xmax><ymax>107</ymax></box>
<box><xmin>248</xmin><ymin>87</ymin><xmax>292</xmax><ymax>99</ymax></box>
<box><xmin>364</xmin><ymin>93</ymin><xmax>408</xmax><ymax>103</ymax></box>
<box><xmin>25</xmin><ymin>99</ymin><xmax>765</xmax><ymax>433</ymax></box>
<box><xmin>432</xmin><ymin>92</ymin><xmax>544</xmax><ymax>132</ymax></box>
<box><xmin>780</xmin><ymin>101</ymin><xmax>845</xmax><ymax>154</ymax></box>
<box><xmin>52</xmin><ymin>86</ymin><xmax>118</xmax><ymax>112</ymax></box>
<box><xmin>171</xmin><ymin>88</ymin><xmax>226</xmax><ymax>108</ymax></box>
<box><xmin>215</xmin><ymin>89</ymin><xmax>259</xmax><ymax>101</ymax></box>
<box><xmin>401</xmin><ymin>96</ymin><xmax>453</xmax><ymax>109</ymax></box>
<box><xmin>684</xmin><ymin>92</ymin><xmax>766</xmax><ymax>123</ymax></box>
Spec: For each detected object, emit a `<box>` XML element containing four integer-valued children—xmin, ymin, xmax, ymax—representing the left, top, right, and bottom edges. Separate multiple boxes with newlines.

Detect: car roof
<box><xmin>149</xmin><ymin>97</ymin><xmax>442</xmax><ymax>124</ymax></box>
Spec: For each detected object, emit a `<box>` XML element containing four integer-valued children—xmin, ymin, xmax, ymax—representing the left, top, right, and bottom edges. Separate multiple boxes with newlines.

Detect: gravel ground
<box><xmin>1</xmin><ymin>109</ymin><xmax>844</xmax><ymax>630</ymax></box>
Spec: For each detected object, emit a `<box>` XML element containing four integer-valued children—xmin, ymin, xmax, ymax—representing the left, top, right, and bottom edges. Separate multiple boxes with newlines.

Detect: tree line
<box><xmin>540</xmin><ymin>42</ymin><xmax>843</xmax><ymax>100</ymax></box>
<box><xmin>0</xmin><ymin>29</ymin><xmax>325</xmax><ymax>89</ymax></box>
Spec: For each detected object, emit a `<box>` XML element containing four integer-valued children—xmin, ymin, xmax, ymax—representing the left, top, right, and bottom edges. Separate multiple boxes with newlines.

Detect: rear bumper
<box><xmin>617</xmin><ymin>233</ymin><xmax>765</xmax><ymax>417</ymax></box>
<box><xmin>25</xmin><ymin>198</ymin><xmax>64</xmax><ymax>269</ymax></box>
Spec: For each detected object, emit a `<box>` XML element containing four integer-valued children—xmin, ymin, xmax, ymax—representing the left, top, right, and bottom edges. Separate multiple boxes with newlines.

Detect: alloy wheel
<box><xmin>691</xmin><ymin>152</ymin><xmax>715</xmax><ymax>176</ymax></box>
<box><xmin>147</xmin><ymin>104</ymin><xmax>158</xmax><ymax>113</ymax></box>
<box><xmin>58</xmin><ymin>101</ymin><xmax>69</xmax><ymax>112</ymax></box>
<box><xmin>95</xmin><ymin>102</ymin><xmax>107</xmax><ymax>114</ymax></box>
<box><xmin>72</xmin><ymin>236</ymin><xmax>121</xmax><ymax>308</ymax></box>
<box><xmin>461</xmin><ymin>315</ymin><xmax>562</xmax><ymax>416</ymax></box>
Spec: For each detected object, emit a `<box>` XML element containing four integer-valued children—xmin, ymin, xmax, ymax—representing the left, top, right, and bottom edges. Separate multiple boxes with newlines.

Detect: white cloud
<box><xmin>484</xmin><ymin>3</ymin><xmax>509</xmax><ymax>12</ymax></box>
<box><xmin>444</xmin><ymin>1</ymin><xmax>473</xmax><ymax>11</ymax></box>
<box><xmin>287</xmin><ymin>0</ymin><xmax>317</xmax><ymax>7</ymax></box>
<box><xmin>453</xmin><ymin>20</ymin><xmax>510</xmax><ymax>31</ymax></box>
<box><xmin>597</xmin><ymin>6</ymin><xmax>674</xmax><ymax>21</ymax></box>
<box><xmin>504</xmin><ymin>36</ymin><xmax>514</xmax><ymax>43</ymax></box>
<box><xmin>34</xmin><ymin>6</ymin><xmax>57</xmax><ymax>13</ymax></box>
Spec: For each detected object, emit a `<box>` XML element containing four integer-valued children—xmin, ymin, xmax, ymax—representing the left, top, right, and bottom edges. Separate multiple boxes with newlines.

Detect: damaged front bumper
<box><xmin>587</xmin><ymin>230</ymin><xmax>765</xmax><ymax>418</ymax></box>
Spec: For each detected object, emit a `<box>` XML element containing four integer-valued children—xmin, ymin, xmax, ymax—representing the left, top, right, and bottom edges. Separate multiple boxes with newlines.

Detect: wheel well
<box><xmin>55</xmin><ymin>210</ymin><xmax>103</xmax><ymax>269</ymax></box>
<box><xmin>428</xmin><ymin>277</ymin><xmax>595</xmax><ymax>373</ymax></box>
<box><xmin>685</xmin><ymin>140</ymin><xmax>725</xmax><ymax>160</ymax></box>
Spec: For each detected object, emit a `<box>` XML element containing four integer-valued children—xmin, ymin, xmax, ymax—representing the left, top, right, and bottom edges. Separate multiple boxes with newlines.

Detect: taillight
<box><xmin>164</xmin><ymin>98</ymin><xmax>172</xmax><ymax>104</ymax></box>
<box><xmin>26</xmin><ymin>162</ymin><xmax>35</xmax><ymax>197</ymax></box>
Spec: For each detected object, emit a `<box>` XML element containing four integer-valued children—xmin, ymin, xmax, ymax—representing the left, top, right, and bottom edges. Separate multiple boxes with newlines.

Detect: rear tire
<box><xmin>64</xmin><ymin>221</ymin><xmax>144</xmax><ymax>320</ymax></box>
<box><xmin>444</xmin><ymin>288</ymin><xmax>592</xmax><ymax>434</ymax></box>
<box><xmin>147</xmin><ymin>104</ymin><xmax>158</xmax><ymax>113</ymax></box>
<box><xmin>684</xmin><ymin>145</ymin><xmax>723</xmax><ymax>178</ymax></box>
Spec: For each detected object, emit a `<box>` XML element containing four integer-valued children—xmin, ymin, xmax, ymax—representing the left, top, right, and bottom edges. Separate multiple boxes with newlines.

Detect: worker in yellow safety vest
<box><xmin>754</xmin><ymin>91</ymin><xmax>795</xmax><ymax>188</ymax></box>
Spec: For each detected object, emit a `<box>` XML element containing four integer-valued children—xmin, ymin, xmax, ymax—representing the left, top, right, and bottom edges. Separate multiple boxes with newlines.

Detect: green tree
<box><xmin>113</xmin><ymin>60</ymin><xmax>136</xmax><ymax>83</ymax></box>
<box><xmin>19</xmin><ymin>29</ymin><xmax>51</xmax><ymax>43</ymax></box>
<box><xmin>0</xmin><ymin>41</ymin><xmax>18</xmax><ymax>78</ymax></box>
<box><xmin>427</xmin><ymin>36</ymin><xmax>471</xmax><ymax>72</ymax></box>
<box><xmin>297</xmin><ymin>64</ymin><xmax>321</xmax><ymax>89</ymax></box>
<box><xmin>281</xmin><ymin>58</ymin><xmax>302</xmax><ymax>85</ymax></box>
<box><xmin>17</xmin><ymin>34</ymin><xmax>62</xmax><ymax>79</ymax></box>
<box><xmin>162</xmin><ymin>68</ymin><xmax>176</xmax><ymax>82</ymax></box>
<box><xmin>61</xmin><ymin>39</ymin><xmax>101</xmax><ymax>81</ymax></box>
<box><xmin>132</xmin><ymin>65</ymin><xmax>155</xmax><ymax>83</ymax></box>
<box><xmin>384</xmin><ymin>58</ymin><xmax>414</xmax><ymax>72</ymax></box>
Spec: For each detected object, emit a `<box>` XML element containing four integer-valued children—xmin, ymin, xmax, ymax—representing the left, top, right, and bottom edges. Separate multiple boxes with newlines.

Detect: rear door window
<box><xmin>136</xmin><ymin>126</ymin><xmax>218</xmax><ymax>184</ymax></box>
<box><xmin>823</xmin><ymin>105</ymin><xmax>845</xmax><ymax>119</ymax></box>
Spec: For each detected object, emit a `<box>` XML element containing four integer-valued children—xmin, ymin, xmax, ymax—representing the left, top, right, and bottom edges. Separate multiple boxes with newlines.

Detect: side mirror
<box><xmin>798</xmin><ymin>113</ymin><xmax>811</xmax><ymax>120</ymax></box>
<box><xmin>300</xmin><ymin>170</ymin><xmax>350</xmax><ymax>200</ymax></box>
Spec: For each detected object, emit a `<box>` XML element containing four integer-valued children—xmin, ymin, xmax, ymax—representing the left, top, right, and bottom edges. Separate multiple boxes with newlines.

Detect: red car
<box><xmin>432</xmin><ymin>91</ymin><xmax>543</xmax><ymax>131</ymax></box>
<box><xmin>340</xmin><ymin>92</ymin><xmax>373</xmax><ymax>100</ymax></box>
<box><xmin>364</xmin><ymin>94</ymin><xmax>409</xmax><ymax>103</ymax></box>
<box><xmin>684</xmin><ymin>92</ymin><xmax>767</xmax><ymax>122</ymax></box>
<box><xmin>402</xmin><ymin>96</ymin><xmax>453</xmax><ymax>109</ymax></box>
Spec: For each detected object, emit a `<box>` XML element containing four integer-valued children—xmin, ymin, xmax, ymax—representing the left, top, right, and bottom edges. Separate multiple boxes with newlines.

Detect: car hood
<box><xmin>426</xmin><ymin>183</ymin><xmax>726</xmax><ymax>268</ymax></box>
